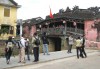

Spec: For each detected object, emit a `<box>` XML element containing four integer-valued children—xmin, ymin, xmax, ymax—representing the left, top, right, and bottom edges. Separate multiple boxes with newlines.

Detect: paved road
<box><xmin>0</xmin><ymin>49</ymin><xmax>98</xmax><ymax>69</ymax></box>
<box><xmin>10</xmin><ymin>51</ymin><xmax>100</xmax><ymax>69</ymax></box>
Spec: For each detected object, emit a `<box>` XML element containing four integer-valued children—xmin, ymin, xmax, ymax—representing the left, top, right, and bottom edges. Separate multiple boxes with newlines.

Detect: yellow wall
<box><xmin>0</xmin><ymin>5</ymin><xmax>4</xmax><ymax>23</ymax></box>
<box><xmin>10</xmin><ymin>7</ymin><xmax>17</xmax><ymax>36</ymax></box>
<box><xmin>0</xmin><ymin>5</ymin><xmax>17</xmax><ymax>39</ymax></box>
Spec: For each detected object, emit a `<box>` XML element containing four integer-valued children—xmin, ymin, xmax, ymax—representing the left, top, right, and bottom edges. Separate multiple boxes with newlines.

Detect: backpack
<box><xmin>17</xmin><ymin>41</ymin><xmax>23</xmax><ymax>49</ymax></box>
<box><xmin>34</xmin><ymin>37</ymin><xmax>40</xmax><ymax>46</ymax></box>
<box><xmin>7</xmin><ymin>42</ymin><xmax>13</xmax><ymax>48</ymax></box>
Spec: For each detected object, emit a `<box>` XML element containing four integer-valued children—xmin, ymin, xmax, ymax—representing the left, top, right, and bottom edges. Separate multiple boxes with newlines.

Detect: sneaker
<box><xmin>18</xmin><ymin>61</ymin><xmax>21</xmax><ymax>63</ymax></box>
<box><xmin>22</xmin><ymin>61</ymin><xmax>26</xmax><ymax>63</ymax></box>
<box><xmin>7</xmin><ymin>60</ymin><xmax>9</xmax><ymax>64</ymax></box>
<box><xmin>28</xmin><ymin>59</ymin><xmax>30</xmax><ymax>61</ymax></box>
<box><xmin>33</xmin><ymin>60</ymin><xmax>38</xmax><ymax>62</ymax></box>
<box><xmin>69</xmin><ymin>52</ymin><xmax>72</xmax><ymax>53</ymax></box>
<box><xmin>85</xmin><ymin>56</ymin><xmax>87</xmax><ymax>58</ymax></box>
<box><xmin>7</xmin><ymin>62</ymin><xmax>9</xmax><ymax>64</ymax></box>
<box><xmin>47</xmin><ymin>54</ymin><xmax>50</xmax><ymax>55</ymax></box>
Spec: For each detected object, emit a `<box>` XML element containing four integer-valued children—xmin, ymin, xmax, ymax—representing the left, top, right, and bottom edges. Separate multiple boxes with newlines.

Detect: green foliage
<box><xmin>0</xmin><ymin>28</ymin><xmax>9</xmax><ymax>35</ymax></box>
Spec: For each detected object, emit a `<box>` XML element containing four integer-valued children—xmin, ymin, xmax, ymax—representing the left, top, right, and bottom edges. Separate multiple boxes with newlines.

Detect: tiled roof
<box><xmin>30</xmin><ymin>17</ymin><xmax>44</xmax><ymax>24</ymax></box>
<box><xmin>95</xmin><ymin>13</ymin><xmax>100</xmax><ymax>18</ymax></box>
<box><xmin>46</xmin><ymin>9</ymin><xmax>97</xmax><ymax>20</ymax></box>
<box><xmin>0</xmin><ymin>0</ymin><xmax>20</xmax><ymax>8</ymax></box>
<box><xmin>23</xmin><ymin>17</ymin><xmax>44</xmax><ymax>26</ymax></box>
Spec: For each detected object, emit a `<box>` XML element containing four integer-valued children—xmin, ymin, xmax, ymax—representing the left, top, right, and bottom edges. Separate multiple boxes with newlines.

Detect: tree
<box><xmin>0</xmin><ymin>28</ymin><xmax>9</xmax><ymax>35</ymax></box>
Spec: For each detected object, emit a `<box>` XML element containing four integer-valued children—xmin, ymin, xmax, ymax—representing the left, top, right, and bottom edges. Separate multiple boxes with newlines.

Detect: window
<box><xmin>4</xmin><ymin>7</ymin><xmax>10</xmax><ymax>17</ymax></box>
<box><xmin>10</xmin><ymin>26</ymin><xmax>14</xmax><ymax>34</ymax></box>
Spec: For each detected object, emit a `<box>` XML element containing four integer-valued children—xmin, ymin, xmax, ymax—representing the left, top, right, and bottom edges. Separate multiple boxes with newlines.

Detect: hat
<box><xmin>12</xmin><ymin>36</ymin><xmax>15</xmax><ymax>38</ymax></box>
<box><xmin>27</xmin><ymin>39</ymin><xmax>29</xmax><ymax>41</ymax></box>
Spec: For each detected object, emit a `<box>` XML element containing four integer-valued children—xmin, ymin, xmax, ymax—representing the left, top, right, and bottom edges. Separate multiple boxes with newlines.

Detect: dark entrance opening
<box><xmin>54</xmin><ymin>37</ymin><xmax>61</xmax><ymax>51</ymax></box>
<box><xmin>50</xmin><ymin>37</ymin><xmax>61</xmax><ymax>51</ymax></box>
<box><xmin>16</xmin><ymin>25</ymin><xmax>20</xmax><ymax>35</ymax></box>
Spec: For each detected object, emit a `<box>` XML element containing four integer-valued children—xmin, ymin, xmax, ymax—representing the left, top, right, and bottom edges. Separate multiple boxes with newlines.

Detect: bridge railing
<box><xmin>41</xmin><ymin>27</ymin><xmax>84</xmax><ymax>35</ymax></box>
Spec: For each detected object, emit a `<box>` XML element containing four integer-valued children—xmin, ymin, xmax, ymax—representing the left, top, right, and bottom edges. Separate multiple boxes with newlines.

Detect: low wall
<box><xmin>85</xmin><ymin>40</ymin><xmax>100</xmax><ymax>49</ymax></box>
<box><xmin>0</xmin><ymin>33</ymin><xmax>14</xmax><ymax>40</ymax></box>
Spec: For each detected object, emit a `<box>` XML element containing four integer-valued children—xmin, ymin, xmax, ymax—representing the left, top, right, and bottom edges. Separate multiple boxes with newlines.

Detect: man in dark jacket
<box><xmin>42</xmin><ymin>32</ymin><xmax>50</xmax><ymax>55</ymax></box>
<box><xmin>80</xmin><ymin>35</ymin><xmax>87</xmax><ymax>58</ymax></box>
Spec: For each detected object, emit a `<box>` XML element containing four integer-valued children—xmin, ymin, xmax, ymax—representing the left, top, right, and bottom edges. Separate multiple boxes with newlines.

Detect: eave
<box><xmin>0</xmin><ymin>3</ymin><xmax>21</xmax><ymax>8</ymax></box>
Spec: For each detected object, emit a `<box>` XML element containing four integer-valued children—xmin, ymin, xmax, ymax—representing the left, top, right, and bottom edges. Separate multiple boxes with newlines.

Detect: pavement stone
<box><xmin>0</xmin><ymin>49</ymin><xmax>98</xmax><ymax>69</ymax></box>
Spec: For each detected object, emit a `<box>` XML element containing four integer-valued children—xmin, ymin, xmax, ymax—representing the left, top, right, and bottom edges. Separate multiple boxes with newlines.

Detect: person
<box><xmin>66</xmin><ymin>36</ymin><xmax>69</xmax><ymax>50</ymax></box>
<box><xmin>67</xmin><ymin>35</ymin><xmax>74</xmax><ymax>53</ymax></box>
<box><xmin>18</xmin><ymin>35</ymin><xmax>26</xmax><ymax>63</ymax></box>
<box><xmin>12</xmin><ymin>36</ymin><xmax>17</xmax><ymax>45</ymax></box>
<box><xmin>12</xmin><ymin>36</ymin><xmax>17</xmax><ymax>57</ymax></box>
<box><xmin>80</xmin><ymin>35</ymin><xmax>87</xmax><ymax>58</ymax></box>
<box><xmin>41</xmin><ymin>32</ymin><xmax>50</xmax><ymax>55</ymax></box>
<box><xmin>25</xmin><ymin>38</ymin><xmax>30</xmax><ymax>61</ymax></box>
<box><xmin>32</xmin><ymin>32</ymin><xmax>40</xmax><ymax>62</ymax></box>
<box><xmin>5</xmin><ymin>36</ymin><xmax>15</xmax><ymax>64</ymax></box>
<box><xmin>75</xmin><ymin>37</ymin><xmax>82</xmax><ymax>59</ymax></box>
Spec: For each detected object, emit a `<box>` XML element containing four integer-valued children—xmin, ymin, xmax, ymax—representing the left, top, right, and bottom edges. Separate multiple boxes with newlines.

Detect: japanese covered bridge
<box><xmin>23</xmin><ymin>9</ymin><xmax>100</xmax><ymax>51</ymax></box>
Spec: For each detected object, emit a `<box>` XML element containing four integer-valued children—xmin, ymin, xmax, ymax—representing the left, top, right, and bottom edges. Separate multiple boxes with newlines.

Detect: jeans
<box><xmin>25</xmin><ymin>46</ymin><xmax>30</xmax><ymax>60</ymax></box>
<box><xmin>5</xmin><ymin>47</ymin><xmax>13</xmax><ymax>64</ymax></box>
<box><xmin>81</xmin><ymin>46</ymin><xmax>87</xmax><ymax>57</ymax></box>
<box><xmin>76</xmin><ymin>47</ymin><xmax>82</xmax><ymax>58</ymax></box>
<box><xmin>43</xmin><ymin>44</ymin><xmax>49</xmax><ymax>54</ymax></box>
<box><xmin>33</xmin><ymin>47</ymin><xmax>39</xmax><ymax>61</ymax></box>
<box><xmin>5</xmin><ymin>48</ymin><xmax>12</xmax><ymax>61</ymax></box>
<box><xmin>67</xmin><ymin>45</ymin><xmax>72</xmax><ymax>53</ymax></box>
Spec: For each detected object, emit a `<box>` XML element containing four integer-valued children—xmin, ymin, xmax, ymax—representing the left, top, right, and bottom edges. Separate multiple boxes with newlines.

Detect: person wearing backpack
<box><xmin>5</xmin><ymin>36</ymin><xmax>15</xmax><ymax>64</ymax></box>
<box><xmin>12</xmin><ymin>36</ymin><xmax>17</xmax><ymax>57</ymax></box>
<box><xmin>32</xmin><ymin>32</ymin><xmax>40</xmax><ymax>62</ymax></box>
<box><xmin>18</xmin><ymin>35</ymin><xmax>26</xmax><ymax>63</ymax></box>
<box><xmin>42</xmin><ymin>32</ymin><xmax>50</xmax><ymax>55</ymax></box>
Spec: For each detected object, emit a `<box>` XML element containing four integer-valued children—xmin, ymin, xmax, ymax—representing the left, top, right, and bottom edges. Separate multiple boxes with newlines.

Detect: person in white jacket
<box><xmin>18</xmin><ymin>35</ymin><xmax>26</xmax><ymax>63</ymax></box>
<box><xmin>67</xmin><ymin>35</ymin><xmax>74</xmax><ymax>53</ymax></box>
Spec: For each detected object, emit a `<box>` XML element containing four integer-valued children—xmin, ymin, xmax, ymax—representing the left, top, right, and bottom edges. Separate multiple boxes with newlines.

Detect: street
<box><xmin>10</xmin><ymin>51</ymin><xmax>100</xmax><ymax>69</ymax></box>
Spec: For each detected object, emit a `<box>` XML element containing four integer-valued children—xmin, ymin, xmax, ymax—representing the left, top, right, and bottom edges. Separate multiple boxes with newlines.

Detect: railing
<box><xmin>66</xmin><ymin>27</ymin><xmax>84</xmax><ymax>34</ymax></box>
<box><xmin>41</xmin><ymin>27</ymin><xmax>84</xmax><ymax>35</ymax></box>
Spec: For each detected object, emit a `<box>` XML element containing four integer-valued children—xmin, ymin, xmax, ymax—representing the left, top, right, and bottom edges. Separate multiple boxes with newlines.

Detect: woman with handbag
<box><xmin>5</xmin><ymin>36</ymin><xmax>14</xmax><ymax>64</ymax></box>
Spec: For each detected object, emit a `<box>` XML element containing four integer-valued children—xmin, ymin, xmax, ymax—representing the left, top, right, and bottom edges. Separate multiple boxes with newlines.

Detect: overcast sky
<box><xmin>14</xmin><ymin>0</ymin><xmax>100</xmax><ymax>20</ymax></box>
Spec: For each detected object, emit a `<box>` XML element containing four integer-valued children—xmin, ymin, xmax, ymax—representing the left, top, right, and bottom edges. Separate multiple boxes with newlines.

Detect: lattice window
<box><xmin>4</xmin><ymin>7</ymin><xmax>10</xmax><ymax>17</ymax></box>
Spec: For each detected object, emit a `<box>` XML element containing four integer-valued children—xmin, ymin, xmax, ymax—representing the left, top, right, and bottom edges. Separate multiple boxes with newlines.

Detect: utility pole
<box><xmin>17</xmin><ymin>19</ymin><xmax>23</xmax><ymax>39</ymax></box>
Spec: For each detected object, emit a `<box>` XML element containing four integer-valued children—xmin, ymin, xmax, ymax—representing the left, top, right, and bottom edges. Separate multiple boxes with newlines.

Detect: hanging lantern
<box><xmin>45</xmin><ymin>22</ymin><xmax>48</xmax><ymax>25</ymax></box>
<box><xmin>39</xmin><ymin>25</ymin><xmax>42</xmax><ymax>28</ymax></box>
<box><xmin>73</xmin><ymin>21</ymin><xmax>77</xmax><ymax>26</ymax></box>
<box><xmin>63</xmin><ymin>20</ymin><xmax>66</xmax><ymax>24</ymax></box>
